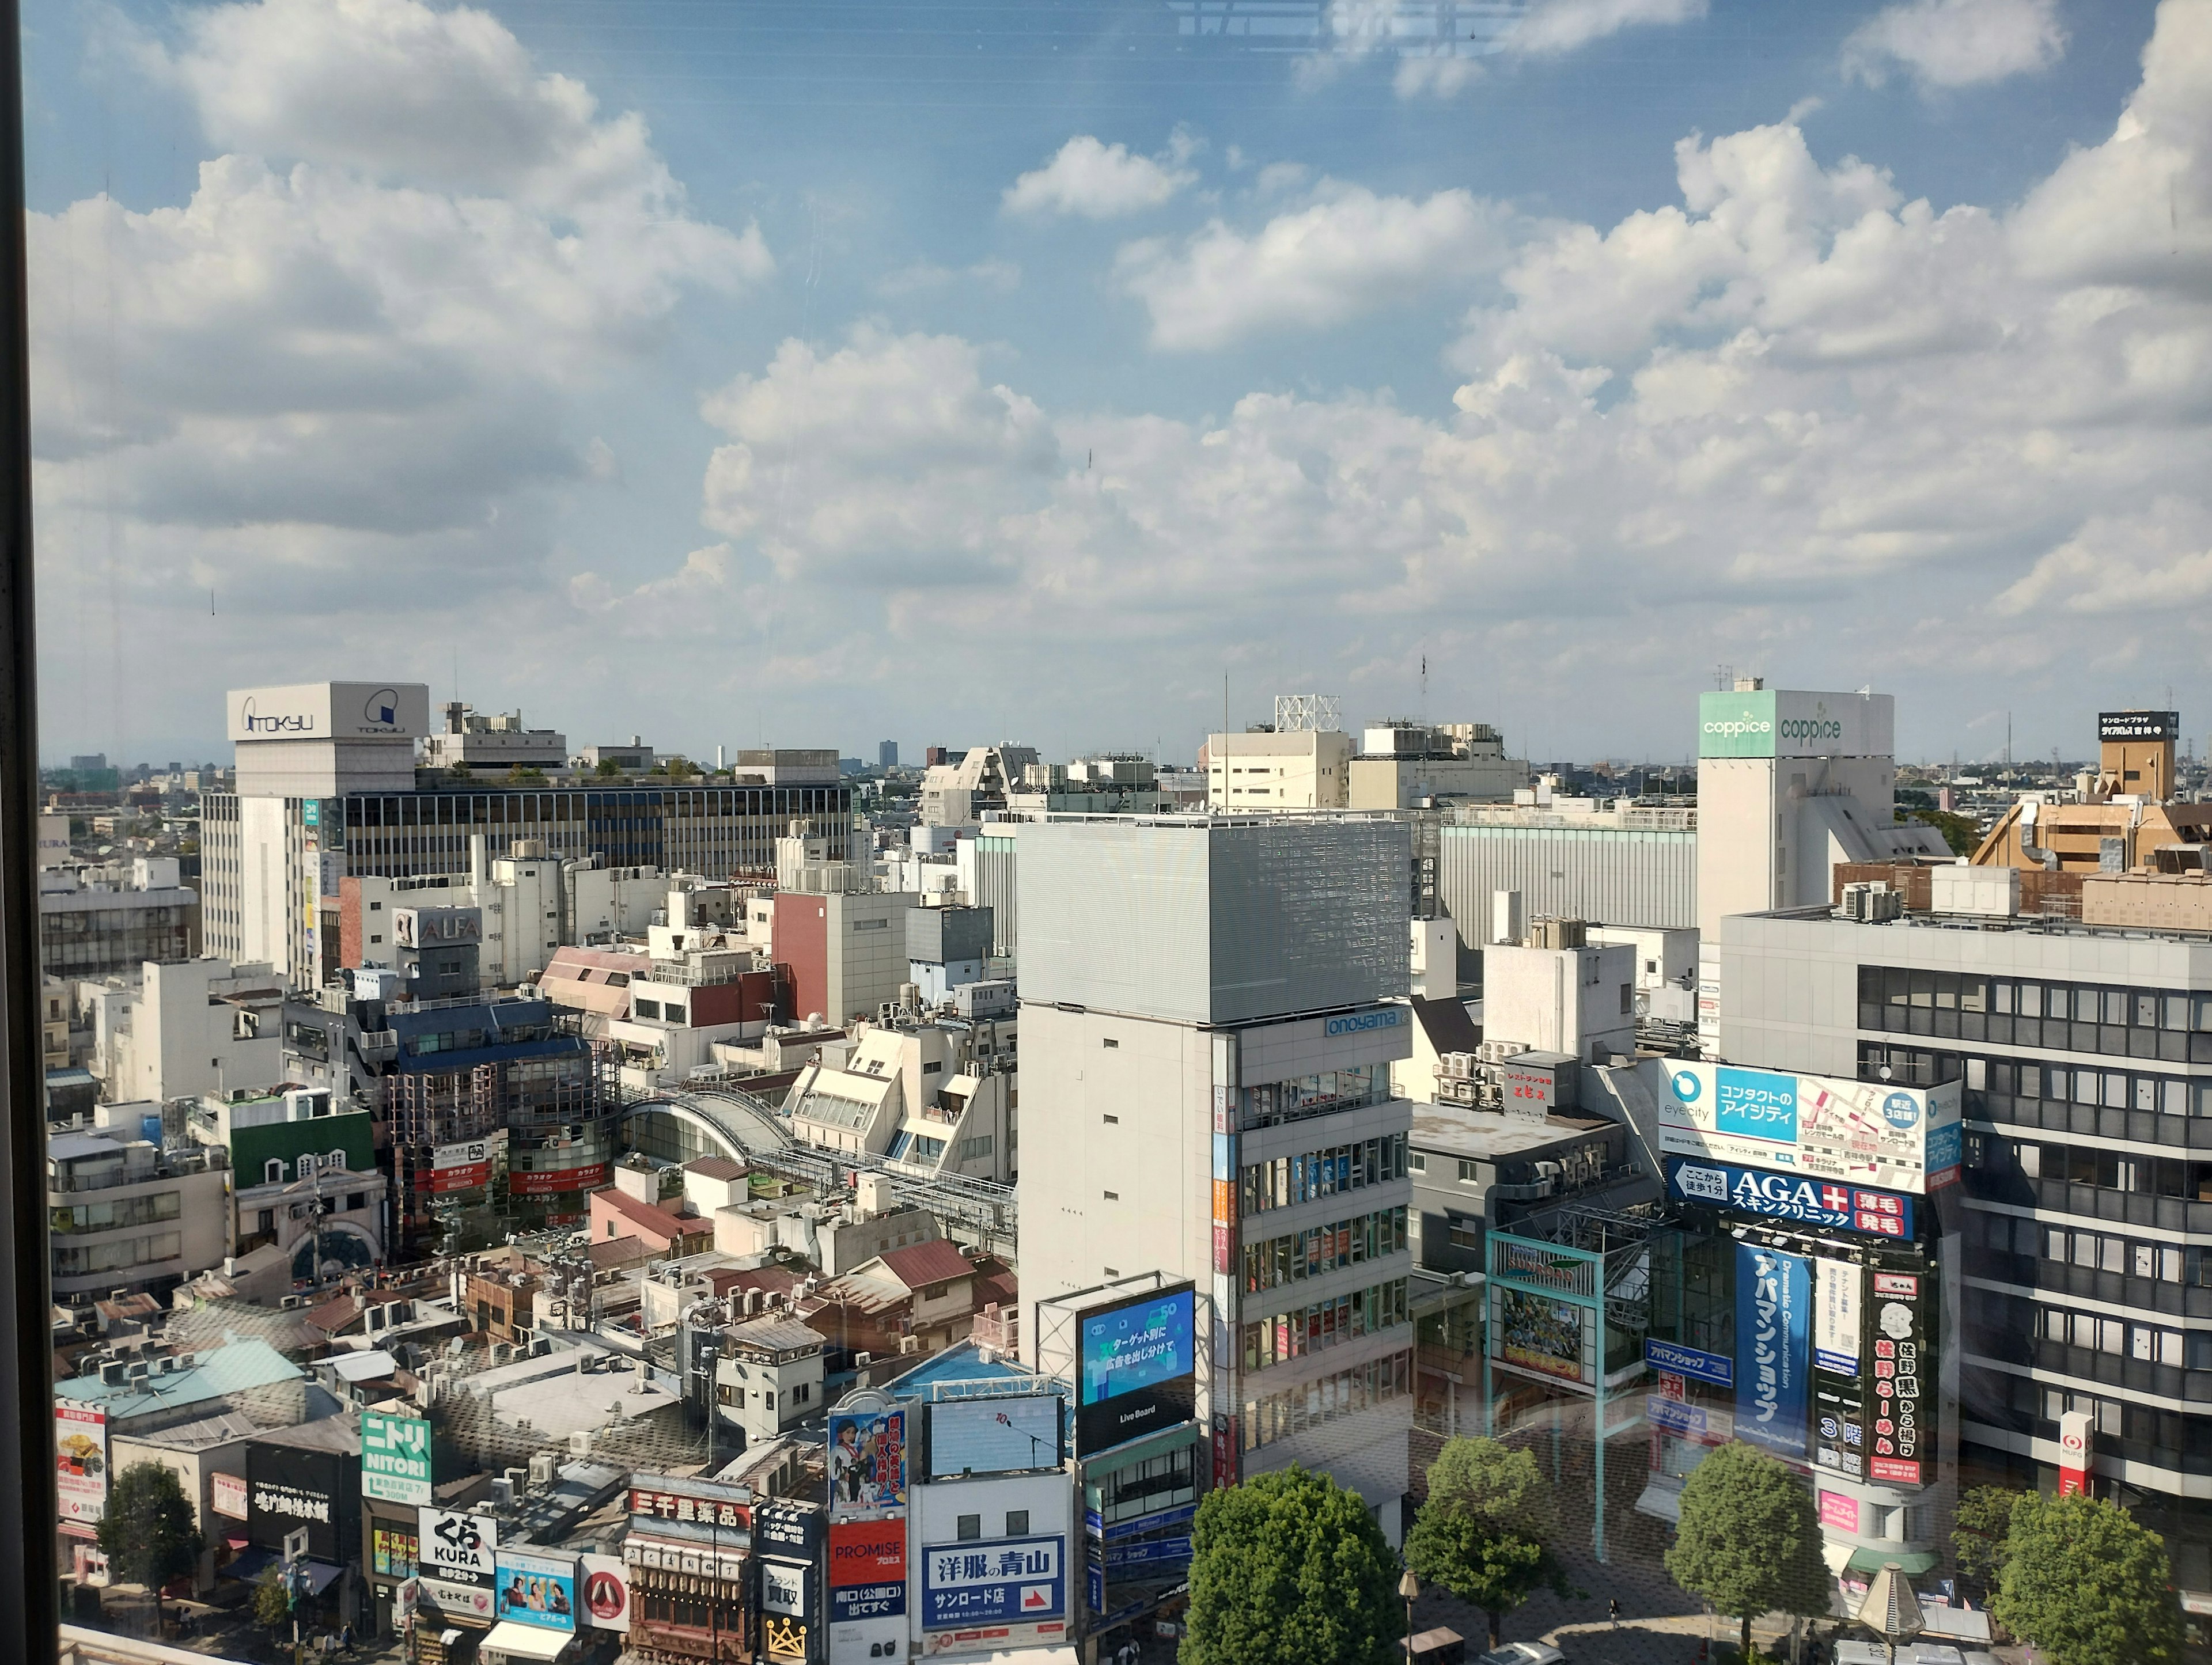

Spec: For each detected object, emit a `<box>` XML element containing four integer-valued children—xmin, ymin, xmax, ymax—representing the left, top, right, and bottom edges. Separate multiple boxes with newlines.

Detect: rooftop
<box><xmin>874</xmin><ymin>1239</ymin><xmax>975</xmax><ymax>1289</ymax></box>
<box><xmin>1410</xmin><ymin>1109</ymin><xmax>1615</xmax><ymax>1163</ymax></box>
<box><xmin>885</xmin><ymin>1339</ymin><xmax>1036</xmax><ymax>1398</ymax></box>
<box><xmin>58</xmin><ymin>1337</ymin><xmax>304</xmax><ymax>1419</ymax></box>
<box><xmin>722</xmin><ymin>1316</ymin><xmax>825</xmax><ymax>1357</ymax></box>
<box><xmin>1408</xmin><ymin>994</ymin><xmax>1481</xmax><ymax>1056</ymax></box>
<box><xmin>684</xmin><ymin>1156</ymin><xmax>747</xmax><ymax>1182</ymax></box>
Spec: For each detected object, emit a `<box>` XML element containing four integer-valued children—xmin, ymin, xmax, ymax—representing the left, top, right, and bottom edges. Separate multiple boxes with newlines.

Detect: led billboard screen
<box><xmin>1076</xmin><ymin>1285</ymin><xmax>1196</xmax><ymax>1455</ymax></box>
<box><xmin>927</xmin><ymin>1394</ymin><xmax>1065</xmax><ymax>1479</ymax></box>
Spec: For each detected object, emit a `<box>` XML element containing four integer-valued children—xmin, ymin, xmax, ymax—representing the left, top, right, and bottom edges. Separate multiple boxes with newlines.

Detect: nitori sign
<box><xmin>362</xmin><ymin>1410</ymin><xmax>433</xmax><ymax>1505</ymax></box>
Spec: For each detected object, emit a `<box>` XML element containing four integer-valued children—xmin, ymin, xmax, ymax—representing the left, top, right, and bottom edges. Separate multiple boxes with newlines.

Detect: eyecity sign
<box><xmin>1652</xmin><ymin>1059</ymin><xmax>1961</xmax><ymax>1196</ymax></box>
<box><xmin>1696</xmin><ymin>689</ymin><xmax>1893</xmax><ymax>760</ymax></box>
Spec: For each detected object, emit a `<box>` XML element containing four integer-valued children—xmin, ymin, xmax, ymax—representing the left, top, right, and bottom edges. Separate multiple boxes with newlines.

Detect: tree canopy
<box><xmin>1180</xmin><ymin>1466</ymin><xmax>1400</xmax><ymax>1665</ymax></box>
<box><xmin>1951</xmin><ymin>1485</ymin><xmax>2024</xmax><ymax>1599</ymax></box>
<box><xmin>1663</xmin><ymin>1443</ymin><xmax>1830</xmax><ymax>1660</ymax></box>
<box><xmin>1403</xmin><ymin>1438</ymin><xmax>1578</xmax><ymax>1649</ymax></box>
<box><xmin>1991</xmin><ymin>1492</ymin><xmax>2182</xmax><ymax>1665</ymax></box>
<box><xmin>95</xmin><ymin>1462</ymin><xmax>204</xmax><ymax>1624</ymax></box>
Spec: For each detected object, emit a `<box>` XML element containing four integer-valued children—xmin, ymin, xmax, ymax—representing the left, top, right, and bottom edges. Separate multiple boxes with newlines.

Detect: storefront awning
<box><xmin>1846</xmin><ymin>1548</ymin><xmax>1939</xmax><ymax>1577</ymax></box>
<box><xmin>1821</xmin><ymin>1542</ymin><xmax>1855</xmax><ymax>1575</ymax></box>
<box><xmin>302</xmin><ymin>1562</ymin><xmax>345</xmax><ymax>1596</ymax></box>
<box><xmin>224</xmin><ymin>1546</ymin><xmax>277</xmax><ymax>1584</ymax></box>
<box><xmin>479</xmin><ymin>1620</ymin><xmax>576</xmax><ymax>1662</ymax></box>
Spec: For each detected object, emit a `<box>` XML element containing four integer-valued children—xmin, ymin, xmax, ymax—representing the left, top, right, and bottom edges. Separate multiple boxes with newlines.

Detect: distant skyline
<box><xmin>23</xmin><ymin>0</ymin><xmax>2207</xmax><ymax>768</ymax></box>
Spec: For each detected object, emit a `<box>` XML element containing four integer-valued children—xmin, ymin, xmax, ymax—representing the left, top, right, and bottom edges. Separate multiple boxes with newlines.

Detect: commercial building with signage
<box><xmin>1018</xmin><ymin>817</ymin><xmax>1419</xmax><ymax>1534</ymax></box>
<box><xmin>622</xmin><ymin>1473</ymin><xmax>756</xmax><ymax>1665</ymax></box>
<box><xmin>1715</xmin><ymin>897</ymin><xmax>2212</xmax><ymax>1599</ymax></box>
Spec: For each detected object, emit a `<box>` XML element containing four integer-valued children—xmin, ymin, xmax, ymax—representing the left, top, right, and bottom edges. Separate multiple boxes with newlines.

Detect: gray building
<box><xmin>1438</xmin><ymin>805</ymin><xmax>1698</xmax><ymax>946</ymax></box>
<box><xmin>1721</xmin><ymin>902</ymin><xmax>2212</xmax><ymax>1595</ymax></box>
<box><xmin>1017</xmin><ymin>816</ymin><xmax>1419</xmax><ymax>1534</ymax></box>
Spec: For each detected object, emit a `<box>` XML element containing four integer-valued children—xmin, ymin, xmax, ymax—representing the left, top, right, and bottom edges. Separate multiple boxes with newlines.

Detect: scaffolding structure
<box><xmin>1272</xmin><ymin>693</ymin><xmax>1342</xmax><ymax>734</ymax></box>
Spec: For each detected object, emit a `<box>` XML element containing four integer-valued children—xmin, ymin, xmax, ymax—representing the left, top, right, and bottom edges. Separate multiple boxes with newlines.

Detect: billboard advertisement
<box><xmin>1812</xmin><ymin>1258</ymin><xmax>1866</xmax><ymax>1480</ymax></box>
<box><xmin>1494</xmin><ymin>1287</ymin><xmax>1589</xmax><ymax>1385</ymax></box>
<box><xmin>922</xmin><ymin>1535</ymin><xmax>1066</xmax><ymax>1630</ymax></box>
<box><xmin>228</xmin><ymin>681</ymin><xmax>430</xmax><ymax>744</ymax></box>
<box><xmin>1697</xmin><ymin>689</ymin><xmax>1892</xmax><ymax>760</ymax></box>
<box><xmin>508</xmin><ymin>1162</ymin><xmax>609</xmax><ymax>1197</ymax></box>
<box><xmin>1645</xmin><ymin>1337</ymin><xmax>1732</xmax><ymax>1389</ymax></box>
<box><xmin>55</xmin><ymin>1403</ymin><xmax>108</xmax><ymax>1528</ymax></box>
<box><xmin>212</xmin><ymin>1472</ymin><xmax>249</xmax><ymax>1520</ymax></box>
<box><xmin>361</xmin><ymin>1410</ymin><xmax>433</xmax><ymax>1505</ymax></box>
<box><xmin>829</xmin><ymin>1405</ymin><xmax>909</xmax><ymax>1519</ymax></box>
<box><xmin>581</xmin><ymin>1554</ymin><xmax>630</xmax><ymax>1633</ymax></box>
<box><xmin>248</xmin><ymin>1443</ymin><xmax>352</xmax><ymax>1564</ymax></box>
<box><xmin>372</xmin><ymin>1523</ymin><xmax>419</xmax><ymax>1580</ymax></box>
<box><xmin>1668</xmin><ymin>1159</ymin><xmax>1915</xmax><ymax>1239</ymax></box>
<box><xmin>1735</xmin><ymin>1242</ymin><xmax>1810</xmax><ymax>1459</ymax></box>
<box><xmin>430</xmin><ymin>1133</ymin><xmax>502</xmax><ymax>1194</ymax></box>
<box><xmin>927</xmin><ymin>1394</ymin><xmax>1065</xmax><ymax>1480</ymax></box>
<box><xmin>1868</xmin><ymin>1269</ymin><xmax>1930</xmax><ymax>1488</ymax></box>
<box><xmin>418</xmin><ymin>1508</ymin><xmax>497</xmax><ymax>1587</ymax></box>
<box><xmin>1658</xmin><ymin>1063</ymin><xmax>1960</xmax><ymax>1196</ymax></box>
<box><xmin>830</xmin><ymin>1518</ymin><xmax>908</xmax><ymax>1624</ymax></box>
<box><xmin>497</xmin><ymin>1548</ymin><xmax>578</xmax><ymax>1632</ymax></box>
<box><xmin>1076</xmin><ymin>1285</ymin><xmax>1196</xmax><ymax>1455</ymax></box>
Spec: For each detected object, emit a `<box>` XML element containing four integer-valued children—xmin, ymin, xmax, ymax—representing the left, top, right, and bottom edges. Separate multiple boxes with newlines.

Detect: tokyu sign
<box><xmin>1697</xmin><ymin>689</ymin><xmax>1892</xmax><ymax>760</ymax></box>
<box><xmin>362</xmin><ymin>1410</ymin><xmax>433</xmax><ymax>1505</ymax></box>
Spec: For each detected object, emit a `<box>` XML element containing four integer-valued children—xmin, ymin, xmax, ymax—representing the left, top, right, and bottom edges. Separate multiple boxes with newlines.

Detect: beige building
<box><xmin>1206</xmin><ymin>728</ymin><xmax>1355</xmax><ymax>810</ymax></box>
<box><xmin>1347</xmin><ymin>721</ymin><xmax>1528</xmax><ymax>810</ymax></box>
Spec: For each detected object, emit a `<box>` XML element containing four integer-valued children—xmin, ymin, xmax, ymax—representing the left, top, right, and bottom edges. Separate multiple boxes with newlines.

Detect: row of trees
<box><xmin>1179</xmin><ymin>1440</ymin><xmax>2188</xmax><ymax>1665</ymax></box>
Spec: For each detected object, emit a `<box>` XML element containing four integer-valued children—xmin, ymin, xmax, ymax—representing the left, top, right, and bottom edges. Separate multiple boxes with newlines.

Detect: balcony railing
<box><xmin>49</xmin><ymin>1147</ymin><xmax>228</xmax><ymax>1194</ymax></box>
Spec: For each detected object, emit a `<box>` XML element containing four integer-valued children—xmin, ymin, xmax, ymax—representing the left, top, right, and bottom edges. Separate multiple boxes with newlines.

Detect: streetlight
<box><xmin>1856</xmin><ymin>1561</ymin><xmax>1924</xmax><ymax>1665</ymax></box>
<box><xmin>1398</xmin><ymin>1568</ymin><xmax>1419</xmax><ymax>1662</ymax></box>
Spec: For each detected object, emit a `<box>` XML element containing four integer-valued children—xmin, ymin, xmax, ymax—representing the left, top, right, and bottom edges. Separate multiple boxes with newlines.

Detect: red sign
<box><xmin>829</xmin><ymin>1519</ymin><xmax>907</xmax><ymax>1587</ymax></box>
<box><xmin>430</xmin><ymin>1162</ymin><xmax>490</xmax><ymax>1194</ymax></box>
<box><xmin>509</xmin><ymin>1163</ymin><xmax>608</xmax><ymax>1197</ymax></box>
<box><xmin>630</xmin><ymin>1487</ymin><xmax>751</xmax><ymax>1530</ymax></box>
<box><xmin>1211</xmin><ymin>1420</ymin><xmax>1238</xmax><ymax>1489</ymax></box>
<box><xmin>2057</xmin><ymin>1409</ymin><xmax>2093</xmax><ymax>1495</ymax></box>
<box><xmin>1869</xmin><ymin>1457</ymin><xmax>1921</xmax><ymax>1485</ymax></box>
<box><xmin>585</xmin><ymin>1569</ymin><xmax>627</xmax><ymax>1623</ymax></box>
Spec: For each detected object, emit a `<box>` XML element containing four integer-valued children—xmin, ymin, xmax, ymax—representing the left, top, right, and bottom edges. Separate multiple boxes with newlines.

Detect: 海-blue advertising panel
<box><xmin>922</xmin><ymin>1534</ymin><xmax>1066</xmax><ymax>1629</ymax></box>
<box><xmin>495</xmin><ymin>1548</ymin><xmax>578</xmax><ymax>1632</ymax></box>
<box><xmin>1735</xmin><ymin>1242</ymin><xmax>1810</xmax><ymax>1459</ymax></box>
<box><xmin>1076</xmin><ymin>1285</ymin><xmax>1195</xmax><ymax>1454</ymax></box>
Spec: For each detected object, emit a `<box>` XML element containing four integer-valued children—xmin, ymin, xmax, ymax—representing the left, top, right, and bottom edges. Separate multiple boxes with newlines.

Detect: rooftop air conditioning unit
<box><xmin>528</xmin><ymin>1452</ymin><xmax>556</xmax><ymax>1488</ymax></box>
<box><xmin>490</xmin><ymin>1477</ymin><xmax>514</xmax><ymax>1509</ymax></box>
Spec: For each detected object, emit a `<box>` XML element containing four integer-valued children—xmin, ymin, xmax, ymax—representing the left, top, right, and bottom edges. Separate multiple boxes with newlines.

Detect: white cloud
<box><xmin>876</xmin><ymin>258</ymin><xmax>1022</xmax><ymax>298</ymax></box>
<box><xmin>655</xmin><ymin>2</ymin><xmax>2212</xmax><ymax>753</ymax></box>
<box><xmin>29</xmin><ymin>0</ymin><xmax>763</xmax><ymax>620</ymax></box>
<box><xmin>1508</xmin><ymin>0</ymin><xmax>1710</xmax><ymax>58</ymax></box>
<box><xmin>1002</xmin><ymin>136</ymin><xmax>1195</xmax><ymax>220</ymax></box>
<box><xmin>1116</xmin><ymin>183</ymin><xmax>1511</xmax><ymax>350</ymax></box>
<box><xmin>1843</xmin><ymin>0</ymin><xmax>2067</xmax><ymax>89</ymax></box>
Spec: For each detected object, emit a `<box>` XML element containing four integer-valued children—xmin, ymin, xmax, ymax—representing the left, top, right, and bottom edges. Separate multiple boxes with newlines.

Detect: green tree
<box><xmin>1181</xmin><ymin>1466</ymin><xmax>1399</xmax><ymax>1665</ymax></box>
<box><xmin>505</xmin><ymin>763</ymin><xmax>547</xmax><ymax>783</ymax></box>
<box><xmin>1991</xmin><ymin>1492</ymin><xmax>2181</xmax><ymax>1665</ymax></box>
<box><xmin>1404</xmin><ymin>1438</ymin><xmax>1579</xmax><ymax>1649</ymax></box>
<box><xmin>594</xmin><ymin>757</ymin><xmax>623</xmax><ymax>778</ymax></box>
<box><xmin>1664</xmin><ymin>1443</ymin><xmax>1830</xmax><ymax>1661</ymax></box>
<box><xmin>1952</xmin><ymin>1485</ymin><xmax>2024</xmax><ymax>1600</ymax></box>
<box><xmin>95</xmin><ymin>1462</ymin><xmax>204</xmax><ymax>1632</ymax></box>
<box><xmin>664</xmin><ymin>754</ymin><xmax>699</xmax><ymax>781</ymax></box>
<box><xmin>1896</xmin><ymin>805</ymin><xmax>1981</xmax><ymax>856</ymax></box>
<box><xmin>251</xmin><ymin>1565</ymin><xmax>292</xmax><ymax>1633</ymax></box>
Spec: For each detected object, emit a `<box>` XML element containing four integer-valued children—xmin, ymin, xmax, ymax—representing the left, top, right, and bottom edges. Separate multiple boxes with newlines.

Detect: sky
<box><xmin>21</xmin><ymin>0</ymin><xmax>2210</xmax><ymax>769</ymax></box>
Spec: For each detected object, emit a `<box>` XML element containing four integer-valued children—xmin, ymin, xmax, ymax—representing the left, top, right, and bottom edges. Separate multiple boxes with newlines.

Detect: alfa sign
<box><xmin>362</xmin><ymin>1411</ymin><xmax>433</xmax><ymax>1505</ymax></box>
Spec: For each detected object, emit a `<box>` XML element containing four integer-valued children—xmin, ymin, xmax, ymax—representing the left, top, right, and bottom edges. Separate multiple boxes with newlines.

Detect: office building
<box><xmin>48</xmin><ymin>1109</ymin><xmax>232</xmax><ymax>1302</ymax></box>
<box><xmin>39</xmin><ymin>855</ymin><xmax>200</xmax><ymax>978</ymax></box>
<box><xmin>204</xmin><ymin>681</ymin><xmax>854</xmax><ymax>990</ymax></box>
<box><xmin>1205</xmin><ymin>724</ymin><xmax>1353</xmax><ymax>811</ymax></box>
<box><xmin>1438</xmin><ymin>795</ymin><xmax>1699</xmax><ymax>938</ymax></box>
<box><xmin>772</xmin><ymin>889</ymin><xmax>921</xmax><ymax>1025</ymax></box>
<box><xmin>880</xmin><ymin>741</ymin><xmax>899</xmax><ymax>770</ymax></box>
<box><xmin>1017</xmin><ymin>816</ymin><xmax>1418</xmax><ymax>1532</ymax></box>
<box><xmin>919</xmin><ymin>744</ymin><xmax>1039</xmax><ymax>825</ymax></box>
<box><xmin>420</xmin><ymin>703</ymin><xmax>568</xmax><ymax>777</ymax></box>
<box><xmin>91</xmin><ymin>957</ymin><xmax>285</xmax><ymax>1105</ymax></box>
<box><xmin>1348</xmin><ymin>720</ymin><xmax>1528</xmax><ymax>810</ymax></box>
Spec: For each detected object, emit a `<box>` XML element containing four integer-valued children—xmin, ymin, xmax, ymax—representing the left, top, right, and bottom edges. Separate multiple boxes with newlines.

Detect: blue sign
<box><xmin>1925</xmin><ymin>1121</ymin><xmax>1963</xmax><ymax>1182</ymax></box>
<box><xmin>1715</xmin><ymin>1067</ymin><xmax>1798</xmax><ymax>1143</ymax></box>
<box><xmin>1647</xmin><ymin>1397</ymin><xmax>1708</xmax><ymax>1436</ymax></box>
<box><xmin>1668</xmin><ymin>1159</ymin><xmax>1915</xmax><ymax>1239</ymax></box>
<box><xmin>1324</xmin><ymin>1008</ymin><xmax>1403</xmax><ymax>1036</ymax></box>
<box><xmin>1645</xmin><ymin>1337</ymin><xmax>1734</xmax><ymax>1389</ymax></box>
<box><xmin>1105</xmin><ymin>1536</ymin><xmax>1192</xmax><ymax>1569</ymax></box>
<box><xmin>1881</xmin><ymin>1090</ymin><xmax>1921</xmax><ymax>1130</ymax></box>
<box><xmin>1088</xmin><ymin>1560</ymin><xmax>1105</xmax><ymax>1615</ymax></box>
<box><xmin>1736</xmin><ymin>1242</ymin><xmax>1810</xmax><ymax>1459</ymax></box>
<box><xmin>922</xmin><ymin>1534</ymin><xmax>1065</xmax><ymax>1630</ymax></box>
<box><xmin>1081</xmin><ymin>1292</ymin><xmax>1195</xmax><ymax>1407</ymax></box>
<box><xmin>495</xmin><ymin>1549</ymin><xmax>578</xmax><ymax>1633</ymax></box>
<box><xmin>1094</xmin><ymin>1501</ymin><xmax>1198</xmax><ymax>1545</ymax></box>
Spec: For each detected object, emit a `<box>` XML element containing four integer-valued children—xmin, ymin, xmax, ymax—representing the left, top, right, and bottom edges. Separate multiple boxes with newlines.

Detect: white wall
<box><xmin>1482</xmin><ymin>942</ymin><xmax>1635</xmax><ymax>1064</ymax></box>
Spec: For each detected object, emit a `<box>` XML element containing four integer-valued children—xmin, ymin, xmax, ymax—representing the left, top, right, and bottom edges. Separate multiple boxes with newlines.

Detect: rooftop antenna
<box><xmin>1420</xmin><ymin>652</ymin><xmax>1429</xmax><ymax>725</ymax></box>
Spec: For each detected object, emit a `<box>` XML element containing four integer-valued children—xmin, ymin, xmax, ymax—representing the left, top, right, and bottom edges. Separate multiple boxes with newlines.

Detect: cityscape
<box><xmin>17</xmin><ymin>2</ymin><xmax>2212</xmax><ymax>1665</ymax></box>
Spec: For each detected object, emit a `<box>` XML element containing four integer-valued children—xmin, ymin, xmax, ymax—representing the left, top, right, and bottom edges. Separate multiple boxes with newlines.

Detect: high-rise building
<box><xmin>879</xmin><ymin>741</ymin><xmax>899</xmax><ymax>769</ymax></box>
<box><xmin>1017</xmin><ymin>816</ymin><xmax>1419</xmax><ymax>1532</ymax></box>
<box><xmin>203</xmin><ymin>681</ymin><xmax>854</xmax><ymax>990</ymax></box>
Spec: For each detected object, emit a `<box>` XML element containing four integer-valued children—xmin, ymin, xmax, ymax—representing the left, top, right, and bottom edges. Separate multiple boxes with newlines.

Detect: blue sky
<box><xmin>23</xmin><ymin>0</ymin><xmax>2208</xmax><ymax>768</ymax></box>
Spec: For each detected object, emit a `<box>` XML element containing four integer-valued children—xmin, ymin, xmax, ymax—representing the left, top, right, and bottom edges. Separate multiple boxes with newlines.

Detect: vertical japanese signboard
<box><xmin>56</xmin><ymin>1403</ymin><xmax>108</xmax><ymax>1529</ymax></box>
<box><xmin>1734</xmin><ymin>1242</ymin><xmax>1810</xmax><ymax>1458</ymax></box>
<box><xmin>1868</xmin><ymin>1269</ymin><xmax>1929</xmax><ymax>1487</ymax></box>
<box><xmin>1810</xmin><ymin>1258</ymin><xmax>1865</xmax><ymax>1479</ymax></box>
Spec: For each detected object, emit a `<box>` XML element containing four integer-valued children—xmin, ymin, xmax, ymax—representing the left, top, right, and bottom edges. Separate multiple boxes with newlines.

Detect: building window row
<box><xmin>1995</xmin><ymin>1137</ymin><xmax>2212</xmax><ymax>1202</ymax></box>
<box><xmin>1241</xmin><ymin>1348</ymin><xmax>1411</xmax><ymax>1453</ymax></box>
<box><xmin>1091</xmin><ymin>1445</ymin><xmax>1198</xmax><ymax>1526</ymax></box>
<box><xmin>1969</xmin><ymin>1208</ymin><xmax>2205</xmax><ymax>1282</ymax></box>
<box><xmin>1239</xmin><ymin>1134</ymin><xmax>1408</xmax><ymax>1218</ymax></box>
<box><xmin>1241</xmin><ymin>1207</ymin><xmax>1408</xmax><ymax>1294</ymax></box>
<box><xmin>2034</xmin><ymin>1306</ymin><xmax>2191</xmax><ymax>1366</ymax></box>
<box><xmin>1857</xmin><ymin>964</ymin><xmax>2212</xmax><ymax>1061</ymax></box>
<box><xmin>1239</xmin><ymin>1278</ymin><xmax>1409</xmax><ymax>1374</ymax></box>
<box><xmin>1239</xmin><ymin>1064</ymin><xmax>1390</xmax><ymax>1131</ymax></box>
<box><xmin>50</xmin><ymin>1190</ymin><xmax>182</xmax><ymax>1235</ymax></box>
<box><xmin>53</xmin><ymin>1228</ymin><xmax>184</xmax><ymax>1277</ymax></box>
